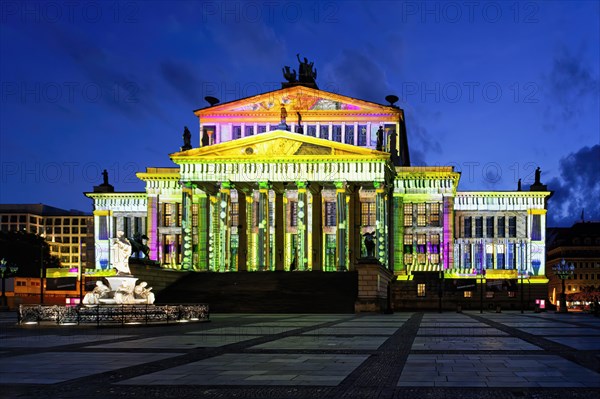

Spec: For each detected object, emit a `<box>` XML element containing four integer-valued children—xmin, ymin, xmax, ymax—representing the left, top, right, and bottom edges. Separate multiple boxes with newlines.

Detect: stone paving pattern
<box><xmin>1</xmin><ymin>311</ymin><xmax>599</xmax><ymax>398</ymax></box>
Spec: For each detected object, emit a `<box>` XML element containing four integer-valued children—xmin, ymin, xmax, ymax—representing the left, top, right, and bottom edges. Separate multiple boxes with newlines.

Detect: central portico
<box><xmin>166</xmin><ymin>130</ymin><xmax>396</xmax><ymax>273</ymax></box>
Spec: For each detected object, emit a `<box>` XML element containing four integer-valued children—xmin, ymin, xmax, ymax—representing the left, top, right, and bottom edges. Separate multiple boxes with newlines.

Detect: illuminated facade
<box><xmin>0</xmin><ymin>204</ymin><xmax>93</xmax><ymax>270</ymax></box>
<box><xmin>85</xmin><ymin>81</ymin><xmax>552</xmax><ymax>304</ymax></box>
<box><xmin>546</xmin><ymin>222</ymin><xmax>600</xmax><ymax>307</ymax></box>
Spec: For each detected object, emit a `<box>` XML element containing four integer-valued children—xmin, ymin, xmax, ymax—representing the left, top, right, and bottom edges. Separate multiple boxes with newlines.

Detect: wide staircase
<box><xmin>154</xmin><ymin>271</ymin><xmax>358</xmax><ymax>313</ymax></box>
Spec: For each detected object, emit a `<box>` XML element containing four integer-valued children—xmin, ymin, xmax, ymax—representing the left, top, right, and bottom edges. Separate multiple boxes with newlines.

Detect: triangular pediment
<box><xmin>171</xmin><ymin>130</ymin><xmax>388</xmax><ymax>163</ymax></box>
<box><xmin>194</xmin><ymin>86</ymin><xmax>396</xmax><ymax>116</ymax></box>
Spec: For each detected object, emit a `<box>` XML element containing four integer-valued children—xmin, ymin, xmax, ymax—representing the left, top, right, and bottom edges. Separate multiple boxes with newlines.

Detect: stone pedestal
<box><xmin>354</xmin><ymin>258</ymin><xmax>393</xmax><ymax>313</ymax></box>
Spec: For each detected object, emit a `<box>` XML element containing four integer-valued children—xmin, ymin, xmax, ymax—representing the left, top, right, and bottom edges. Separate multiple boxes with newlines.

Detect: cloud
<box><xmin>547</xmin><ymin>144</ymin><xmax>600</xmax><ymax>226</ymax></box>
<box><xmin>543</xmin><ymin>45</ymin><xmax>599</xmax><ymax>129</ymax></box>
<box><xmin>42</xmin><ymin>24</ymin><xmax>165</xmax><ymax>121</ymax></box>
<box><xmin>321</xmin><ymin>49</ymin><xmax>391</xmax><ymax>103</ymax></box>
<box><xmin>160</xmin><ymin>61</ymin><xmax>204</xmax><ymax>104</ymax></box>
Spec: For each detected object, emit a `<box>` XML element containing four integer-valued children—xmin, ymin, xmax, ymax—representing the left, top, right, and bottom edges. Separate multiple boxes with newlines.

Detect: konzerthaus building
<box><xmin>86</xmin><ymin>59</ymin><xmax>552</xmax><ymax>310</ymax></box>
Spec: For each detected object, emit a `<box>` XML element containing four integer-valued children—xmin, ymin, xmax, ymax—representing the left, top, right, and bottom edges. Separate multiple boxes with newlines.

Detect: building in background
<box><xmin>85</xmin><ymin>59</ymin><xmax>552</xmax><ymax>310</ymax></box>
<box><xmin>0</xmin><ymin>204</ymin><xmax>94</xmax><ymax>270</ymax></box>
<box><xmin>547</xmin><ymin>221</ymin><xmax>600</xmax><ymax>309</ymax></box>
<box><xmin>0</xmin><ymin>204</ymin><xmax>94</xmax><ymax>305</ymax></box>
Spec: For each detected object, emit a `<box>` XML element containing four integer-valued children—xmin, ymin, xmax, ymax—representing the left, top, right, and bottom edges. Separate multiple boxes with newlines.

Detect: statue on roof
<box><xmin>102</xmin><ymin>169</ymin><xmax>109</xmax><ymax>185</ymax></box>
<box><xmin>282</xmin><ymin>66</ymin><xmax>297</xmax><ymax>83</ymax></box>
<box><xmin>534</xmin><ymin>167</ymin><xmax>541</xmax><ymax>184</ymax></box>
<box><xmin>296</xmin><ymin>112</ymin><xmax>303</xmax><ymax>134</ymax></box>
<box><xmin>376</xmin><ymin>126</ymin><xmax>384</xmax><ymax>151</ymax></box>
<box><xmin>181</xmin><ymin>126</ymin><xmax>192</xmax><ymax>151</ymax></box>
<box><xmin>297</xmin><ymin>53</ymin><xmax>317</xmax><ymax>84</ymax></box>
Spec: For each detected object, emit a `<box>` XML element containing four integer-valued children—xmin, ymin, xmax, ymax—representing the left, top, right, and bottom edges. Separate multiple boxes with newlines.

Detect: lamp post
<box><xmin>553</xmin><ymin>259</ymin><xmax>574</xmax><ymax>313</ymax></box>
<box><xmin>39</xmin><ymin>234</ymin><xmax>45</xmax><ymax>305</ymax></box>
<box><xmin>1</xmin><ymin>258</ymin><xmax>19</xmax><ymax>309</ymax></box>
<box><xmin>478</xmin><ymin>268</ymin><xmax>485</xmax><ymax>314</ymax></box>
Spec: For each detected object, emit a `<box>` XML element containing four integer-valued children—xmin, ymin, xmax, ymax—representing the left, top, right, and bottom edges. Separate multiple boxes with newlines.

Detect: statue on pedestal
<box><xmin>363</xmin><ymin>232</ymin><xmax>376</xmax><ymax>258</ymax></box>
<box><xmin>111</xmin><ymin>231</ymin><xmax>132</xmax><ymax>275</ymax></box>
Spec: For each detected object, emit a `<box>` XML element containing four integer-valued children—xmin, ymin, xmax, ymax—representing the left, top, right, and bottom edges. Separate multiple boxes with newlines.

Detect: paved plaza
<box><xmin>1</xmin><ymin>311</ymin><xmax>599</xmax><ymax>398</ymax></box>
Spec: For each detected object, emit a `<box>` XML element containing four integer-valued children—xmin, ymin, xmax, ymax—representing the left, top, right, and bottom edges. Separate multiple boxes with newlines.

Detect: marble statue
<box><xmin>113</xmin><ymin>280</ymin><xmax>136</xmax><ymax>304</ymax></box>
<box><xmin>111</xmin><ymin>231</ymin><xmax>132</xmax><ymax>275</ymax></box>
<box><xmin>134</xmin><ymin>282</ymin><xmax>155</xmax><ymax>304</ymax></box>
<box><xmin>82</xmin><ymin>281</ymin><xmax>111</xmax><ymax>305</ymax></box>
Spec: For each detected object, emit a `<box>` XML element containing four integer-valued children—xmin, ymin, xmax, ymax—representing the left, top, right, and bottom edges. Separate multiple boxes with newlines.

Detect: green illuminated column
<box><xmin>335</xmin><ymin>181</ymin><xmax>347</xmax><ymax>271</ymax></box>
<box><xmin>237</xmin><ymin>190</ymin><xmax>248</xmax><ymax>271</ymax></box>
<box><xmin>209</xmin><ymin>193</ymin><xmax>219</xmax><ymax>272</ymax></box>
<box><xmin>274</xmin><ymin>189</ymin><xmax>285</xmax><ymax>271</ymax></box>
<box><xmin>296</xmin><ymin>182</ymin><xmax>309</xmax><ymax>271</ymax></box>
<box><xmin>197</xmin><ymin>193</ymin><xmax>208</xmax><ymax>271</ymax></box>
<box><xmin>310</xmin><ymin>185</ymin><xmax>323</xmax><ymax>271</ymax></box>
<box><xmin>181</xmin><ymin>183</ymin><xmax>193</xmax><ymax>270</ymax></box>
<box><xmin>257</xmin><ymin>182</ymin><xmax>270</xmax><ymax>271</ymax></box>
<box><xmin>147</xmin><ymin>195</ymin><xmax>159</xmax><ymax>261</ymax></box>
<box><xmin>347</xmin><ymin>184</ymin><xmax>360</xmax><ymax>270</ymax></box>
<box><xmin>393</xmin><ymin>194</ymin><xmax>403</xmax><ymax>273</ymax></box>
<box><xmin>219</xmin><ymin>182</ymin><xmax>232</xmax><ymax>272</ymax></box>
<box><xmin>375</xmin><ymin>182</ymin><xmax>387</xmax><ymax>266</ymax></box>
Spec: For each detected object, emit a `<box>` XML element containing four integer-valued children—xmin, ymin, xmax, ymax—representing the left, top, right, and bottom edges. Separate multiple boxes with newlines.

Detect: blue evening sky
<box><xmin>0</xmin><ymin>0</ymin><xmax>598</xmax><ymax>226</ymax></box>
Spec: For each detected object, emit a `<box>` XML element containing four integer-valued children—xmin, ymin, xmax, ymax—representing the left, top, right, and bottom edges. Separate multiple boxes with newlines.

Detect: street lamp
<box><xmin>39</xmin><ymin>233</ymin><xmax>46</xmax><ymax>305</ymax></box>
<box><xmin>478</xmin><ymin>267</ymin><xmax>485</xmax><ymax>314</ymax></box>
<box><xmin>1</xmin><ymin>258</ymin><xmax>19</xmax><ymax>308</ymax></box>
<box><xmin>552</xmin><ymin>259</ymin><xmax>574</xmax><ymax>313</ymax></box>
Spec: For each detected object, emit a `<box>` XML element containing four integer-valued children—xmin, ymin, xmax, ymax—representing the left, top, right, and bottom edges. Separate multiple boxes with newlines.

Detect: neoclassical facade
<box><xmin>86</xmin><ymin>80</ymin><xmax>552</xmax><ymax>293</ymax></box>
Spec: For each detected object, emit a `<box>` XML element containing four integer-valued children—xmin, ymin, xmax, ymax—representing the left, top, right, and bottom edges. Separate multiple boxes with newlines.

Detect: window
<box><xmin>358</xmin><ymin>125</ymin><xmax>367</xmax><ymax>146</ymax></box>
<box><xmin>507</xmin><ymin>243</ymin><xmax>515</xmax><ymax>269</ymax></box>
<box><xmin>404</xmin><ymin>253</ymin><xmax>413</xmax><ymax>265</ymax></box>
<box><xmin>325</xmin><ymin>202</ymin><xmax>336</xmax><ymax>226</ymax></box>
<box><xmin>404</xmin><ymin>234</ymin><xmax>413</xmax><ymax>255</ymax></box>
<box><xmin>463</xmin><ymin>244</ymin><xmax>471</xmax><ymax>267</ymax></box>
<box><xmin>508</xmin><ymin>291</ymin><xmax>516</xmax><ymax>298</ymax></box>
<box><xmin>361</xmin><ymin>202</ymin><xmax>376</xmax><ymax>226</ymax></box>
<box><xmin>485</xmin><ymin>244</ymin><xmax>493</xmax><ymax>268</ymax></box>
<box><xmin>320</xmin><ymin>125</ymin><xmax>329</xmax><ymax>139</ymax></box>
<box><xmin>403</xmin><ymin>203</ymin><xmax>413</xmax><ymax>227</ymax></box>
<box><xmin>486</xmin><ymin>291</ymin><xmax>494</xmax><ymax>298</ymax></box>
<box><xmin>486</xmin><ymin>217</ymin><xmax>494</xmax><ymax>238</ymax></box>
<box><xmin>230</xmin><ymin>202</ymin><xmax>239</xmax><ymax>227</ymax></box>
<box><xmin>429</xmin><ymin>203</ymin><xmax>440</xmax><ymax>226</ymax></box>
<box><xmin>345</xmin><ymin>125</ymin><xmax>354</xmax><ymax>144</ymax></box>
<box><xmin>307</xmin><ymin>125</ymin><xmax>316</xmax><ymax>137</ymax></box>
<box><xmin>475</xmin><ymin>217</ymin><xmax>483</xmax><ymax>238</ymax></box>
<box><xmin>532</xmin><ymin>214</ymin><xmax>541</xmax><ymax>240</ymax></box>
<box><xmin>232</xmin><ymin>125</ymin><xmax>242</xmax><ymax>139</ymax></box>
<box><xmin>497</xmin><ymin>244</ymin><xmax>505</xmax><ymax>269</ymax></box>
<box><xmin>257</xmin><ymin>125</ymin><xmax>267</xmax><ymax>134</ymax></box>
<box><xmin>244</xmin><ymin>125</ymin><xmax>254</xmax><ymax>137</ymax></box>
<box><xmin>417</xmin><ymin>234</ymin><xmax>426</xmax><ymax>264</ymax></box>
<box><xmin>177</xmin><ymin>203</ymin><xmax>183</xmax><ymax>226</ymax></box>
<box><xmin>417</xmin><ymin>203</ymin><xmax>426</xmax><ymax>227</ymax></box>
<box><xmin>497</xmin><ymin>216</ymin><xmax>505</xmax><ymax>237</ymax></box>
<box><xmin>289</xmin><ymin>201</ymin><xmax>298</xmax><ymax>227</ymax></box>
<box><xmin>508</xmin><ymin>217</ymin><xmax>517</xmax><ymax>237</ymax></box>
<box><xmin>332</xmin><ymin>125</ymin><xmax>342</xmax><ymax>142</ymax></box>
<box><xmin>163</xmin><ymin>203</ymin><xmax>172</xmax><ymax>227</ymax></box>
<box><xmin>417</xmin><ymin>283</ymin><xmax>426</xmax><ymax>297</ymax></box>
<box><xmin>464</xmin><ymin>291</ymin><xmax>472</xmax><ymax>298</ymax></box>
<box><xmin>98</xmin><ymin>217</ymin><xmax>108</xmax><ymax>240</ymax></box>
<box><xmin>464</xmin><ymin>217</ymin><xmax>472</xmax><ymax>238</ymax></box>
